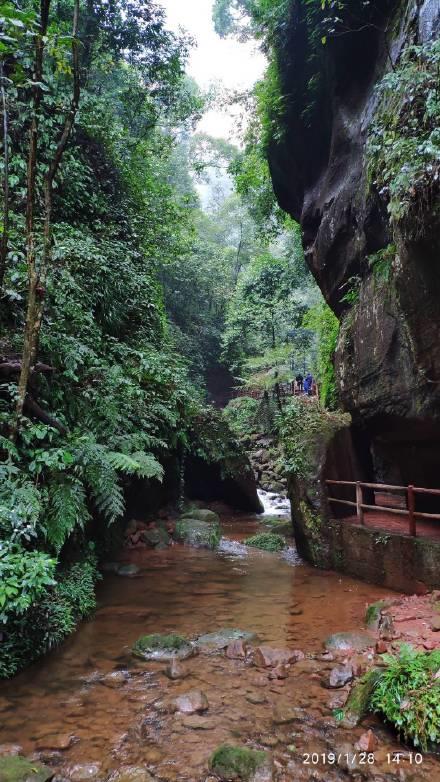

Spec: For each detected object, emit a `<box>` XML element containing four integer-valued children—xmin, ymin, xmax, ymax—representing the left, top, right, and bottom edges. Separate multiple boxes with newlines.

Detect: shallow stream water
<box><xmin>1</xmin><ymin>500</ymin><xmax>439</xmax><ymax>781</ymax></box>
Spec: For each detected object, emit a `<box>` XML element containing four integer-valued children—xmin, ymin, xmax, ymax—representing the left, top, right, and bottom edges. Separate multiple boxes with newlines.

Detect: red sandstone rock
<box><xmin>254</xmin><ymin>646</ymin><xmax>304</xmax><ymax>668</ymax></box>
<box><xmin>355</xmin><ymin>729</ymin><xmax>378</xmax><ymax>752</ymax></box>
<box><xmin>0</xmin><ymin>745</ymin><xmax>23</xmax><ymax>757</ymax></box>
<box><xmin>225</xmin><ymin>639</ymin><xmax>248</xmax><ymax>659</ymax></box>
<box><xmin>423</xmin><ymin>640</ymin><xmax>436</xmax><ymax>650</ymax></box>
<box><xmin>174</xmin><ymin>689</ymin><xmax>209</xmax><ymax>715</ymax></box>
<box><xmin>375</xmin><ymin>640</ymin><xmax>388</xmax><ymax>654</ymax></box>
<box><xmin>268</xmin><ymin>664</ymin><xmax>289</xmax><ymax>680</ymax></box>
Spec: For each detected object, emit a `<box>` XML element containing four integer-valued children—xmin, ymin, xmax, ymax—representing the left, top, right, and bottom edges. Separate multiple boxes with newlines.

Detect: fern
<box><xmin>108</xmin><ymin>450</ymin><xmax>163</xmax><ymax>480</ymax></box>
<box><xmin>46</xmin><ymin>476</ymin><xmax>91</xmax><ymax>552</ymax></box>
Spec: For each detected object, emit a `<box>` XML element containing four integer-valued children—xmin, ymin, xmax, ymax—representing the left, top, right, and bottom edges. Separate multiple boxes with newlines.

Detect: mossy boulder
<box><xmin>341</xmin><ymin>668</ymin><xmax>383</xmax><ymax>728</ymax></box>
<box><xmin>244</xmin><ymin>533</ymin><xmax>286</xmax><ymax>552</ymax></box>
<box><xmin>195</xmin><ymin>628</ymin><xmax>257</xmax><ymax>652</ymax></box>
<box><xmin>209</xmin><ymin>745</ymin><xmax>272</xmax><ymax>782</ymax></box>
<box><xmin>0</xmin><ymin>757</ymin><xmax>53</xmax><ymax>782</ymax></box>
<box><xmin>141</xmin><ymin>525</ymin><xmax>170</xmax><ymax>549</ymax></box>
<box><xmin>181</xmin><ymin>508</ymin><xmax>220</xmax><ymax>524</ymax></box>
<box><xmin>132</xmin><ymin>633</ymin><xmax>194</xmax><ymax>661</ymax></box>
<box><xmin>174</xmin><ymin>517</ymin><xmax>221</xmax><ymax>549</ymax></box>
<box><xmin>264</xmin><ymin>520</ymin><xmax>292</xmax><ymax>536</ymax></box>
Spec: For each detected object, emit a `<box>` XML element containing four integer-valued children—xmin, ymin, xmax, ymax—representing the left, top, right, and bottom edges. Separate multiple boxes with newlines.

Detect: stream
<box><xmin>1</xmin><ymin>496</ymin><xmax>439</xmax><ymax>781</ymax></box>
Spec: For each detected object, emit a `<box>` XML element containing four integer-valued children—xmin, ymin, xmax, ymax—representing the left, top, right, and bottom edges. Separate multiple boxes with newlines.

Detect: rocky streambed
<box><xmin>0</xmin><ymin>507</ymin><xmax>439</xmax><ymax>782</ymax></box>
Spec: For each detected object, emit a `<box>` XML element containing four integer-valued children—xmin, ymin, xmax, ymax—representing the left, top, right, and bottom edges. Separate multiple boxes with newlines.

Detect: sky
<box><xmin>159</xmin><ymin>0</ymin><xmax>266</xmax><ymax>140</ymax></box>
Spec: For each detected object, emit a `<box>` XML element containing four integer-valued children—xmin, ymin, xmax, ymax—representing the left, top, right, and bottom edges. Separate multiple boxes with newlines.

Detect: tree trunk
<box><xmin>14</xmin><ymin>0</ymin><xmax>80</xmax><ymax>437</ymax></box>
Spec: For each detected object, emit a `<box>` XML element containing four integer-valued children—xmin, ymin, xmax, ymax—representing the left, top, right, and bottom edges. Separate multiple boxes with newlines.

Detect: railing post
<box><xmin>356</xmin><ymin>482</ymin><xmax>364</xmax><ymax>525</ymax></box>
<box><xmin>408</xmin><ymin>484</ymin><xmax>416</xmax><ymax>537</ymax></box>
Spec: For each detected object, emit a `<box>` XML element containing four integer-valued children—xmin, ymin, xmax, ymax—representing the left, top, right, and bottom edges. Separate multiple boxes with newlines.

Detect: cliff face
<box><xmin>269</xmin><ymin>0</ymin><xmax>440</xmax><ymax>489</ymax></box>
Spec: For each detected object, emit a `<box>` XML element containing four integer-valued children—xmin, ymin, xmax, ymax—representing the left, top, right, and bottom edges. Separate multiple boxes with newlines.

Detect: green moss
<box><xmin>174</xmin><ymin>518</ymin><xmax>221</xmax><ymax>549</ymax></box>
<box><xmin>133</xmin><ymin>633</ymin><xmax>188</xmax><ymax>653</ymax></box>
<box><xmin>365</xmin><ymin>600</ymin><xmax>388</xmax><ymax>628</ymax></box>
<box><xmin>209</xmin><ymin>745</ymin><xmax>269</xmax><ymax>781</ymax></box>
<box><xmin>342</xmin><ymin>668</ymin><xmax>383</xmax><ymax>728</ymax></box>
<box><xmin>181</xmin><ymin>508</ymin><xmax>220</xmax><ymax>524</ymax></box>
<box><xmin>245</xmin><ymin>532</ymin><xmax>285</xmax><ymax>552</ymax></box>
<box><xmin>0</xmin><ymin>756</ymin><xmax>53</xmax><ymax>782</ymax></box>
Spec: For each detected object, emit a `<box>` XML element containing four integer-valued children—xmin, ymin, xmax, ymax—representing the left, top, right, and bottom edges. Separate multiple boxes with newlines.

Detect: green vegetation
<box><xmin>0</xmin><ymin>549</ymin><xmax>99</xmax><ymax>678</ymax></box>
<box><xmin>279</xmin><ymin>398</ymin><xmax>349</xmax><ymax>480</ymax></box>
<box><xmin>245</xmin><ymin>531</ymin><xmax>286</xmax><ymax>551</ymax></box>
<box><xmin>367</xmin><ymin>40</ymin><xmax>440</xmax><ymax>225</ymax></box>
<box><xmin>0</xmin><ymin>756</ymin><xmax>52</xmax><ymax>782</ymax></box>
<box><xmin>370</xmin><ymin>645</ymin><xmax>440</xmax><ymax>750</ymax></box>
<box><xmin>209</xmin><ymin>744</ymin><xmax>269</xmax><ymax>781</ymax></box>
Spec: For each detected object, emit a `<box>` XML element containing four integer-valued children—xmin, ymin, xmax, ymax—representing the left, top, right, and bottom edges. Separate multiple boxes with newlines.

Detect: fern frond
<box><xmin>46</xmin><ymin>476</ymin><xmax>91</xmax><ymax>552</ymax></box>
<box><xmin>107</xmin><ymin>450</ymin><xmax>163</xmax><ymax>480</ymax></box>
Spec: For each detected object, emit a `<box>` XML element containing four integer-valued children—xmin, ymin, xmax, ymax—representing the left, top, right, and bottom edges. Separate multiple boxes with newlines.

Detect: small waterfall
<box><xmin>257</xmin><ymin>489</ymin><xmax>291</xmax><ymax>517</ymax></box>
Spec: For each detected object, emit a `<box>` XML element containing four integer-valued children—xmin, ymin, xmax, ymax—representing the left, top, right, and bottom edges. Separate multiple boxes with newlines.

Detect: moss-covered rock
<box><xmin>141</xmin><ymin>525</ymin><xmax>170</xmax><ymax>548</ymax></box>
<box><xmin>132</xmin><ymin>633</ymin><xmax>194</xmax><ymax>661</ymax></box>
<box><xmin>209</xmin><ymin>745</ymin><xmax>272</xmax><ymax>782</ymax></box>
<box><xmin>174</xmin><ymin>517</ymin><xmax>221</xmax><ymax>549</ymax></box>
<box><xmin>244</xmin><ymin>533</ymin><xmax>285</xmax><ymax>552</ymax></box>
<box><xmin>181</xmin><ymin>508</ymin><xmax>220</xmax><ymax>524</ymax></box>
<box><xmin>342</xmin><ymin>669</ymin><xmax>383</xmax><ymax>728</ymax></box>
<box><xmin>364</xmin><ymin>599</ymin><xmax>393</xmax><ymax>629</ymax></box>
<box><xmin>0</xmin><ymin>757</ymin><xmax>53</xmax><ymax>782</ymax></box>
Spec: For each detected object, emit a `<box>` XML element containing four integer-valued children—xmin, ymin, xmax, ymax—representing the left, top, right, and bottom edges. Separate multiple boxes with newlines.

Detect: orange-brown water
<box><xmin>1</xmin><ymin>512</ymin><xmax>439</xmax><ymax>781</ymax></box>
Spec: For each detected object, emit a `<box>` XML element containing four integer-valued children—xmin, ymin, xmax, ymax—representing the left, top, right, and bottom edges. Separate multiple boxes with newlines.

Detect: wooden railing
<box><xmin>326</xmin><ymin>480</ymin><xmax>440</xmax><ymax>537</ymax></box>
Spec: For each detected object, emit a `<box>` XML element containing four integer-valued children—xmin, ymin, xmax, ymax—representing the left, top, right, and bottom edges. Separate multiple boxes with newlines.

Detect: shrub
<box><xmin>370</xmin><ymin>645</ymin><xmax>440</xmax><ymax>749</ymax></box>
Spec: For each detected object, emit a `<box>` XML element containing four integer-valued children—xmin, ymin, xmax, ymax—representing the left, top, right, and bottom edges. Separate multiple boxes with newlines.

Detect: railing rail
<box><xmin>325</xmin><ymin>479</ymin><xmax>440</xmax><ymax>537</ymax></box>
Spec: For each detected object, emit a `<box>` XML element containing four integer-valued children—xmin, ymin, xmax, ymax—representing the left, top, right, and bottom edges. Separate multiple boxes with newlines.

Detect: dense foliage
<box><xmin>367</xmin><ymin>39</ymin><xmax>440</xmax><ymax>226</ymax></box>
<box><xmin>370</xmin><ymin>645</ymin><xmax>440</xmax><ymax>750</ymax></box>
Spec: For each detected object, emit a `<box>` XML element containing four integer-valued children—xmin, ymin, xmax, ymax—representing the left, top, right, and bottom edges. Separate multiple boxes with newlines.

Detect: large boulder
<box><xmin>174</xmin><ymin>517</ymin><xmax>221</xmax><ymax>549</ymax></box>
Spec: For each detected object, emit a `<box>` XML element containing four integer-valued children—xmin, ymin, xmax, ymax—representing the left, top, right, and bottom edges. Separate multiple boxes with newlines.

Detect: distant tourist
<box><xmin>304</xmin><ymin>372</ymin><xmax>314</xmax><ymax>396</ymax></box>
<box><xmin>295</xmin><ymin>373</ymin><xmax>303</xmax><ymax>392</ymax></box>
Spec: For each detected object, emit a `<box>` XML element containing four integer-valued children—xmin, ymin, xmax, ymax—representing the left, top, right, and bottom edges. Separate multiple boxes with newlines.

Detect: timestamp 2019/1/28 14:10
<box><xmin>302</xmin><ymin>752</ymin><xmax>424</xmax><ymax>766</ymax></box>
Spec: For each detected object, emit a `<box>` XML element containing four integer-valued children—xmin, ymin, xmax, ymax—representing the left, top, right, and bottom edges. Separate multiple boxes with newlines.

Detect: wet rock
<box><xmin>254</xmin><ymin>646</ymin><xmax>303</xmax><ymax>668</ymax></box>
<box><xmin>246</xmin><ymin>692</ymin><xmax>267</xmax><ymax>705</ymax></box>
<box><xmin>195</xmin><ymin>629</ymin><xmax>257</xmax><ymax>652</ymax></box>
<box><xmin>140</xmin><ymin>525</ymin><xmax>170</xmax><ymax>548</ymax></box>
<box><xmin>163</xmin><ymin>658</ymin><xmax>189</xmax><ymax>680</ymax></box>
<box><xmin>376</xmin><ymin>640</ymin><xmax>388</xmax><ymax>654</ymax></box>
<box><xmin>327</xmin><ymin>664</ymin><xmax>353</xmax><ymax>688</ymax></box>
<box><xmin>225</xmin><ymin>639</ymin><xmax>248</xmax><ymax>659</ymax></box>
<box><xmin>272</xmin><ymin>705</ymin><xmax>303</xmax><ymax>725</ymax></box>
<box><xmin>173</xmin><ymin>689</ymin><xmax>209</xmax><ymax>715</ymax></box>
<box><xmin>364</xmin><ymin>600</ymin><xmax>392</xmax><ymax>630</ymax></box>
<box><xmin>0</xmin><ymin>749</ymin><xmax>22</xmax><ymax>759</ymax></box>
<box><xmin>268</xmin><ymin>664</ymin><xmax>288</xmax><ymax>680</ymax></box>
<box><xmin>355</xmin><ymin>729</ymin><xmax>378</xmax><ymax>752</ymax></box>
<box><xmin>108</xmin><ymin>768</ymin><xmax>155</xmax><ymax>782</ymax></box>
<box><xmin>209</xmin><ymin>745</ymin><xmax>272</xmax><ymax>782</ymax></box>
<box><xmin>324</xmin><ymin>632</ymin><xmax>374</xmax><ymax>653</ymax></box>
<box><xmin>431</xmin><ymin>616</ymin><xmax>440</xmax><ymax>632</ymax></box>
<box><xmin>180</xmin><ymin>715</ymin><xmax>217</xmax><ymax>730</ymax></box>
<box><xmin>116</xmin><ymin>564</ymin><xmax>140</xmax><ymax>577</ymax></box>
<box><xmin>35</xmin><ymin>735</ymin><xmax>75</xmax><ymax>751</ymax></box>
<box><xmin>174</xmin><ymin>517</ymin><xmax>220</xmax><ymax>549</ymax></box>
<box><xmin>132</xmin><ymin>633</ymin><xmax>194</xmax><ymax>661</ymax></box>
<box><xmin>0</xmin><ymin>757</ymin><xmax>54</xmax><ymax>782</ymax></box>
<box><xmin>180</xmin><ymin>508</ymin><xmax>220</xmax><ymax>524</ymax></box>
<box><xmin>66</xmin><ymin>765</ymin><xmax>102</xmax><ymax>782</ymax></box>
<box><xmin>100</xmin><ymin>671</ymin><xmax>129</xmax><ymax>689</ymax></box>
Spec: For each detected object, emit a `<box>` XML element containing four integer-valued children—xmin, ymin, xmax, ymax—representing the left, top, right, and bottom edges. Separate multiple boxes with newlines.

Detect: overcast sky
<box><xmin>159</xmin><ymin>0</ymin><xmax>266</xmax><ymax>139</ymax></box>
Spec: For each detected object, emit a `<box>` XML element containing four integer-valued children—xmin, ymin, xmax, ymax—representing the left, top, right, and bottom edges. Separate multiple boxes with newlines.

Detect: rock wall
<box><xmin>268</xmin><ymin>0</ymin><xmax>440</xmax><ymax>493</ymax></box>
